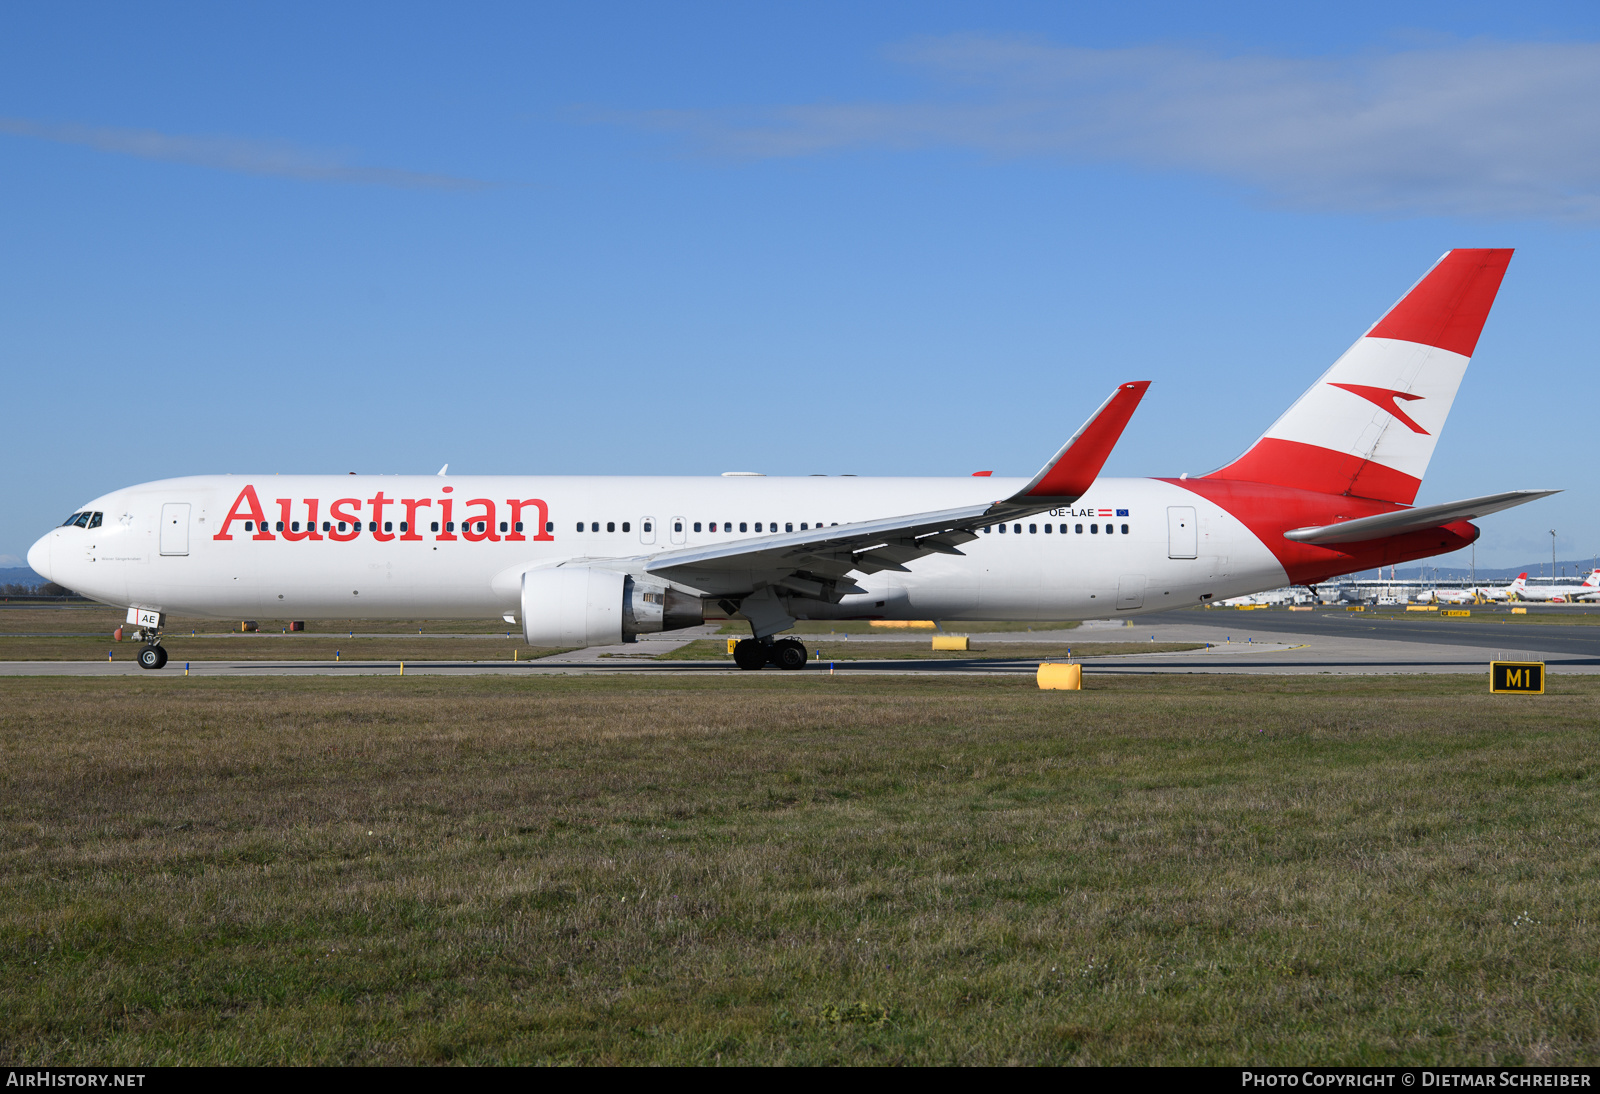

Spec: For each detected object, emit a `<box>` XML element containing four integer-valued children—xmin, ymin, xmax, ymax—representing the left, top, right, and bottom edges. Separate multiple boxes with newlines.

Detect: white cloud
<box><xmin>634</xmin><ymin>35</ymin><xmax>1600</xmax><ymax>219</ymax></box>
<box><xmin>0</xmin><ymin>554</ymin><xmax>23</xmax><ymax>568</ymax></box>
<box><xmin>0</xmin><ymin>117</ymin><xmax>489</xmax><ymax>190</ymax></box>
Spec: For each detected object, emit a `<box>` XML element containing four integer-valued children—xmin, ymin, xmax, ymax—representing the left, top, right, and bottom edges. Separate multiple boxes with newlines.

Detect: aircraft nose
<box><xmin>26</xmin><ymin>532</ymin><xmax>52</xmax><ymax>584</ymax></box>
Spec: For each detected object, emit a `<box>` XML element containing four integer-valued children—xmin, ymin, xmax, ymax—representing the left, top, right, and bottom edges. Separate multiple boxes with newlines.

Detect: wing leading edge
<box><xmin>644</xmin><ymin>381</ymin><xmax>1150</xmax><ymax>628</ymax></box>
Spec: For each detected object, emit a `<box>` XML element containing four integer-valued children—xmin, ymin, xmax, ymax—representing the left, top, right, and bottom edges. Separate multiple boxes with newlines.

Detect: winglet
<box><xmin>1010</xmin><ymin>381</ymin><xmax>1150</xmax><ymax>501</ymax></box>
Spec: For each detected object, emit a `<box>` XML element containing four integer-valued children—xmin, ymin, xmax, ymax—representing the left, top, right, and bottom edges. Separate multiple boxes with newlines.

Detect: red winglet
<box><xmin>1015</xmin><ymin>381</ymin><xmax>1150</xmax><ymax>499</ymax></box>
<box><xmin>1367</xmin><ymin>249</ymin><xmax>1513</xmax><ymax>357</ymax></box>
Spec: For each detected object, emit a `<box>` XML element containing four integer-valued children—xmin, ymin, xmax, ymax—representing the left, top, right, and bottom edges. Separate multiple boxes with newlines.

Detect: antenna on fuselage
<box><xmin>437</xmin><ymin>464</ymin><xmax>448</xmax><ymax>476</ymax></box>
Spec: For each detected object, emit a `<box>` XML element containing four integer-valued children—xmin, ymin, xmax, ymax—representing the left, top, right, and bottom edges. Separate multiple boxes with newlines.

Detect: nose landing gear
<box><xmin>136</xmin><ymin>643</ymin><xmax>168</xmax><ymax>670</ymax></box>
<box><xmin>732</xmin><ymin>637</ymin><xmax>808</xmax><ymax>670</ymax></box>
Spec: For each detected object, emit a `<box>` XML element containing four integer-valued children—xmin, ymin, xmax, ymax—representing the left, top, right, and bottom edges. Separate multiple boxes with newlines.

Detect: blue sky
<box><xmin>3</xmin><ymin>1</ymin><xmax>1598</xmax><ymax>572</ymax></box>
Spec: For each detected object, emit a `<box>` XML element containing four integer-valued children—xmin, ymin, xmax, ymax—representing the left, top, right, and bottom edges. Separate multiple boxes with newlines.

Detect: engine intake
<box><xmin>521</xmin><ymin>567</ymin><xmax>703</xmax><ymax>648</ymax></box>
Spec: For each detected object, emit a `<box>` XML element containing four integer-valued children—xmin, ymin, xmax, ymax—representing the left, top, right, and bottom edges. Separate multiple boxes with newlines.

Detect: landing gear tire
<box><xmin>769</xmin><ymin>638</ymin><xmax>808</xmax><ymax>670</ymax></box>
<box><xmin>732</xmin><ymin>639</ymin><xmax>767</xmax><ymax>671</ymax></box>
<box><xmin>137</xmin><ymin>645</ymin><xmax>168</xmax><ymax>670</ymax></box>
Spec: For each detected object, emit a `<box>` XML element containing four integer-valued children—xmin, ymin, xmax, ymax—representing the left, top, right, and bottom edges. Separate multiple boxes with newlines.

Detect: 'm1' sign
<box><xmin>1490</xmin><ymin>661</ymin><xmax>1544</xmax><ymax>694</ymax></box>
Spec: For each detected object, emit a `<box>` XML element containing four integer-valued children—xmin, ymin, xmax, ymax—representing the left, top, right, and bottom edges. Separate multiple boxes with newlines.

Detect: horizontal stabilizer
<box><xmin>1283</xmin><ymin>489</ymin><xmax>1558</xmax><ymax>545</ymax></box>
<box><xmin>1012</xmin><ymin>381</ymin><xmax>1150</xmax><ymax>501</ymax></box>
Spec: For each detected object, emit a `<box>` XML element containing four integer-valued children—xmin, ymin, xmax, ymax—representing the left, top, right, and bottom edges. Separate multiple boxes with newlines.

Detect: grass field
<box><xmin>0</xmin><ymin>635</ymin><xmax>569</xmax><ymax>662</ymax></box>
<box><xmin>3</xmin><ymin>673</ymin><xmax>1598</xmax><ymax>1065</ymax></box>
<box><xmin>660</xmin><ymin>640</ymin><xmax>1205</xmax><ymax>661</ymax></box>
<box><xmin>0</xmin><ymin>607</ymin><xmax>524</xmax><ymax>636</ymax></box>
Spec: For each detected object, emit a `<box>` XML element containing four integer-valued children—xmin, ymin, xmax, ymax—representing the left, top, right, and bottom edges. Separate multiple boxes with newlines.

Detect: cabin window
<box><xmin>545</xmin><ymin>521</ymin><xmax>554</xmax><ymax>533</ymax></box>
<box><xmin>606</xmin><ymin>521</ymin><xmax>615</xmax><ymax>533</ymax></box>
<box><xmin>338</xmin><ymin>522</ymin><xmax>348</xmax><ymax>532</ymax></box>
<box><xmin>982</xmin><ymin>526</ymin><xmax>990</xmax><ymax>533</ymax></box>
<box><xmin>709</xmin><ymin>522</ymin><xmax>717</xmax><ymax>532</ymax></box>
<box><xmin>643</xmin><ymin>521</ymin><xmax>652</xmax><ymax>533</ymax></box>
<box><xmin>368</xmin><ymin>522</ymin><xmax>377</xmax><ymax>532</ymax></box>
<box><xmin>445</xmin><ymin>521</ymin><xmax>454</xmax><ymax>532</ymax></box>
<box><xmin>1029</xmin><ymin>524</ymin><xmax>1037</xmax><ymax>534</ymax></box>
<box><xmin>400</xmin><ymin>522</ymin><xmax>408</xmax><ymax>532</ymax></box>
<box><xmin>430</xmin><ymin>521</ymin><xmax>439</xmax><ymax>532</ymax></box>
<box><xmin>674</xmin><ymin>521</ymin><xmax>683</xmax><ymax>533</ymax></box>
<box><xmin>244</xmin><ymin>521</ymin><xmax>254</xmax><ymax>531</ymax></box>
<box><xmin>785</xmin><ymin>522</ymin><xmax>793</xmax><ymax>532</ymax></box>
<box><xmin>740</xmin><ymin>522</ymin><xmax>748</xmax><ymax>532</ymax></box>
<box><xmin>1044</xmin><ymin>524</ymin><xmax>1052</xmax><ymax>533</ymax></box>
<box><xmin>1013</xmin><ymin>524</ymin><xmax>1022</xmax><ymax>534</ymax></box>
<box><xmin>576</xmin><ymin>522</ymin><xmax>584</xmax><ymax>532</ymax></box>
<box><xmin>291</xmin><ymin>521</ymin><xmax>300</xmax><ymax>532</ymax></box>
<box><xmin>324</xmin><ymin>521</ymin><xmax>332</xmax><ymax>532</ymax></box>
<box><xmin>500</xmin><ymin>521</ymin><xmax>509</xmax><ymax>533</ymax></box>
<box><xmin>1075</xmin><ymin>524</ymin><xmax>1083</xmax><ymax>534</ymax></box>
<box><xmin>622</xmin><ymin>522</ymin><xmax>630</xmax><ymax>532</ymax></box>
<box><xmin>800</xmin><ymin>522</ymin><xmax>808</xmax><ymax>530</ymax></box>
<box><xmin>1121</xmin><ymin>524</ymin><xmax>1129</xmax><ymax>534</ymax></box>
<box><xmin>693</xmin><ymin>522</ymin><xmax>702</xmax><ymax>532</ymax></box>
<box><xmin>998</xmin><ymin>523</ymin><xmax>1006</xmax><ymax>533</ymax></box>
<box><xmin>754</xmin><ymin>522</ymin><xmax>762</xmax><ymax>532</ymax></box>
<box><xmin>274</xmin><ymin>521</ymin><xmax>283</xmax><ymax>531</ymax></box>
<box><xmin>1090</xmin><ymin>524</ymin><xmax>1098</xmax><ymax>534</ymax></box>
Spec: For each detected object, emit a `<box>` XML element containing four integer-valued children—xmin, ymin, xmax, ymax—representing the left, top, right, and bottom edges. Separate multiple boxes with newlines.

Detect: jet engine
<box><xmin>521</xmin><ymin>567</ymin><xmax>704</xmax><ymax>647</ymax></box>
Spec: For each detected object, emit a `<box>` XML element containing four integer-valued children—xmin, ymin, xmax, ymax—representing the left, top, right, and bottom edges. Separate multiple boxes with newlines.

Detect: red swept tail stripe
<box><xmin>1367</xmin><ymin>248</ymin><xmax>1513</xmax><ymax>357</ymax></box>
<box><xmin>1206</xmin><ymin>437</ymin><xmax>1423</xmax><ymax>505</ymax></box>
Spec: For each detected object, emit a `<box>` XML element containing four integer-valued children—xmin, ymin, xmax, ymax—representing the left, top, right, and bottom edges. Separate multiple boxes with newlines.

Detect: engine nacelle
<box><xmin>521</xmin><ymin>567</ymin><xmax>703</xmax><ymax>648</ymax></box>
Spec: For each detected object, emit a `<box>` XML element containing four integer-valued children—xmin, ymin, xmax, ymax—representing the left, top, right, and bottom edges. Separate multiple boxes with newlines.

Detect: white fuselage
<box><xmin>30</xmin><ymin>474</ymin><xmax>1290</xmax><ymax>622</ymax></box>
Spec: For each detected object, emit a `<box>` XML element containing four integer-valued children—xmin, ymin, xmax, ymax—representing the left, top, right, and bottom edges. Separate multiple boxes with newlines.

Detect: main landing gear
<box><xmin>733</xmin><ymin>637</ymin><xmax>808</xmax><ymax>671</ymax></box>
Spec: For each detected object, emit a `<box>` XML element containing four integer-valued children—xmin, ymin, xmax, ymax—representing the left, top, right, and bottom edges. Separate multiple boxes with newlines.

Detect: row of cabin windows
<box><xmin>241</xmin><ymin>520</ymin><xmax>556</xmax><ymax>534</ymax></box>
<box><xmin>982</xmin><ymin>523</ymin><xmax>1131</xmax><ymax>535</ymax></box>
<box><xmin>235</xmin><ymin>518</ymin><xmax>850</xmax><ymax>535</ymax></box>
<box><xmin>233</xmin><ymin>517</ymin><xmax>1133</xmax><ymax>537</ymax></box>
<box><xmin>61</xmin><ymin>511</ymin><xmax>104</xmax><ymax>529</ymax></box>
<box><xmin>571</xmin><ymin>521</ymin><xmax>844</xmax><ymax>533</ymax></box>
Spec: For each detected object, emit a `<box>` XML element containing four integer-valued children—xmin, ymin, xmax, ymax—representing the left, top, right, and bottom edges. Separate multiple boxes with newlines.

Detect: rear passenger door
<box><xmin>1167</xmin><ymin>506</ymin><xmax>1197</xmax><ymax>559</ymax></box>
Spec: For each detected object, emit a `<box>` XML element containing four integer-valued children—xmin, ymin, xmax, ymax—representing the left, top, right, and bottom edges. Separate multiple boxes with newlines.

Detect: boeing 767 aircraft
<box><xmin>29</xmin><ymin>249</ymin><xmax>1555</xmax><ymax>669</ymax></box>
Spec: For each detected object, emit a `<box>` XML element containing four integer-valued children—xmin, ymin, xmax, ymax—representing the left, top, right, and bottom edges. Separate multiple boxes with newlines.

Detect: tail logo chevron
<box><xmin>1327</xmin><ymin>383</ymin><xmax>1430</xmax><ymax>435</ymax></box>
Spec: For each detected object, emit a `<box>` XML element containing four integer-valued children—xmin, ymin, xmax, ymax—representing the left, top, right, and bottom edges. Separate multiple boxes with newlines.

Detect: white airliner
<box><xmin>1416</xmin><ymin>573</ymin><xmax>1527</xmax><ymax>604</ymax></box>
<box><xmin>28</xmin><ymin>249</ymin><xmax>1558</xmax><ymax>670</ymax></box>
<box><xmin>1513</xmin><ymin>570</ymin><xmax>1600</xmax><ymax>603</ymax></box>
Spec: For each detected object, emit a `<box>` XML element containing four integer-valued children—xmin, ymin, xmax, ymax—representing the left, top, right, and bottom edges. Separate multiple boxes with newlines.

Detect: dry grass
<box><xmin>2</xmin><ymin>673</ymin><xmax>1599</xmax><ymax>1064</ymax></box>
<box><xmin>660</xmin><ymin>640</ymin><xmax>1205</xmax><ymax>662</ymax></box>
<box><xmin>0</xmin><ymin>635</ymin><xmax>566</xmax><ymax>662</ymax></box>
<box><xmin>0</xmin><ymin>607</ymin><xmax>523</xmax><ymax>636</ymax></box>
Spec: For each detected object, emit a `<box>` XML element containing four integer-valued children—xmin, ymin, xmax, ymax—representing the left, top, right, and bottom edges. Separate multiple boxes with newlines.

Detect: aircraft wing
<box><xmin>1282</xmin><ymin>489</ymin><xmax>1559</xmax><ymax>545</ymax></box>
<box><xmin>645</xmin><ymin>381</ymin><xmax>1150</xmax><ymax>599</ymax></box>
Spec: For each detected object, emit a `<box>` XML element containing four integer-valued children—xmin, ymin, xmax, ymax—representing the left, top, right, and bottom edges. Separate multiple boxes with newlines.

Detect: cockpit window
<box><xmin>73</xmin><ymin>512</ymin><xmax>92</xmax><ymax>528</ymax></box>
<box><xmin>62</xmin><ymin>512</ymin><xmax>82</xmax><ymax>526</ymax></box>
<box><xmin>87</xmin><ymin>512</ymin><xmax>102</xmax><ymax>529</ymax></box>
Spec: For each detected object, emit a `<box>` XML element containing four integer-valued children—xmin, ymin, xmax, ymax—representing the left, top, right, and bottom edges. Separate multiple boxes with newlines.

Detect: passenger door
<box><xmin>1167</xmin><ymin>506</ymin><xmax>1197</xmax><ymax>559</ymax></box>
<box><xmin>159</xmin><ymin>503</ymin><xmax>190</xmax><ymax>556</ymax></box>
